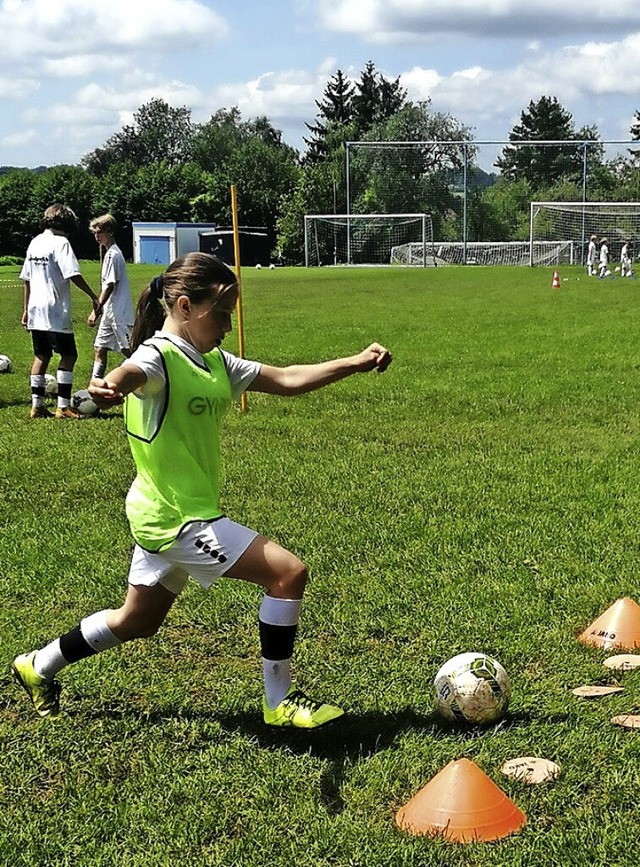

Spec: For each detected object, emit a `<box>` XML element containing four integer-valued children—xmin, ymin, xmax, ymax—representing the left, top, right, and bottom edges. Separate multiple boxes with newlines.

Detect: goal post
<box><xmin>304</xmin><ymin>213</ymin><xmax>432</xmax><ymax>267</ymax></box>
<box><xmin>530</xmin><ymin>201</ymin><xmax>640</xmax><ymax>266</ymax></box>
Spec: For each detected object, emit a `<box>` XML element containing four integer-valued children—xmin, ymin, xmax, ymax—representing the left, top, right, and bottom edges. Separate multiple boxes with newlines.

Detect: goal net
<box><xmin>304</xmin><ymin>213</ymin><xmax>432</xmax><ymax>266</ymax></box>
<box><xmin>390</xmin><ymin>240</ymin><xmax>574</xmax><ymax>267</ymax></box>
<box><xmin>530</xmin><ymin>202</ymin><xmax>640</xmax><ymax>266</ymax></box>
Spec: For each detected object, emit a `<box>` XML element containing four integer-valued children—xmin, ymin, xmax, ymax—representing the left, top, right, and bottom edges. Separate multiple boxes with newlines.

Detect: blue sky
<box><xmin>2</xmin><ymin>0</ymin><xmax>640</xmax><ymax>168</ymax></box>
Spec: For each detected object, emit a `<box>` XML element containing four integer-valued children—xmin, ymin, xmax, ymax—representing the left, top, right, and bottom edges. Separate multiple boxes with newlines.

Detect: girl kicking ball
<box><xmin>12</xmin><ymin>252</ymin><xmax>392</xmax><ymax>729</ymax></box>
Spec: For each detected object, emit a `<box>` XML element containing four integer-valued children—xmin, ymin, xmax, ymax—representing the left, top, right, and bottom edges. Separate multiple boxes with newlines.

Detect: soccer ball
<box><xmin>255</xmin><ymin>263</ymin><xmax>262</xmax><ymax>269</ymax></box>
<box><xmin>269</xmin><ymin>263</ymin><xmax>275</xmax><ymax>270</ymax></box>
<box><xmin>44</xmin><ymin>373</ymin><xmax>58</xmax><ymax>397</ymax></box>
<box><xmin>434</xmin><ymin>652</ymin><xmax>510</xmax><ymax>725</ymax></box>
<box><xmin>71</xmin><ymin>388</ymin><xmax>99</xmax><ymax>417</ymax></box>
<box><xmin>0</xmin><ymin>354</ymin><xmax>13</xmax><ymax>373</ymax></box>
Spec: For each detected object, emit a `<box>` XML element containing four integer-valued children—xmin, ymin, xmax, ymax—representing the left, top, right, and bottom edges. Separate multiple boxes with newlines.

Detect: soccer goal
<box><xmin>390</xmin><ymin>240</ymin><xmax>575</xmax><ymax>267</ymax></box>
<box><xmin>530</xmin><ymin>202</ymin><xmax>640</xmax><ymax>266</ymax></box>
<box><xmin>304</xmin><ymin>213</ymin><xmax>433</xmax><ymax>267</ymax></box>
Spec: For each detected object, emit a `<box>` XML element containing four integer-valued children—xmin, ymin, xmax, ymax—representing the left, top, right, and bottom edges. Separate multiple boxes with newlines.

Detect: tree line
<box><xmin>1</xmin><ymin>62</ymin><xmax>640</xmax><ymax>264</ymax></box>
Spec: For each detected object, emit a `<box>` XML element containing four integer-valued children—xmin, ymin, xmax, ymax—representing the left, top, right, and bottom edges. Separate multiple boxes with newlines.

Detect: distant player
<box><xmin>598</xmin><ymin>237</ymin><xmax>610</xmax><ymax>279</ymax></box>
<box><xmin>88</xmin><ymin>214</ymin><xmax>134</xmax><ymax>379</ymax></box>
<box><xmin>587</xmin><ymin>235</ymin><xmax>597</xmax><ymax>276</ymax></box>
<box><xmin>20</xmin><ymin>204</ymin><xmax>100</xmax><ymax>419</ymax></box>
<box><xmin>620</xmin><ymin>240</ymin><xmax>633</xmax><ymax>278</ymax></box>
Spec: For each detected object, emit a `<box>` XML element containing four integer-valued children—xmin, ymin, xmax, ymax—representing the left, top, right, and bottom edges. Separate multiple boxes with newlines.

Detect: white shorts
<box><xmin>94</xmin><ymin>309</ymin><xmax>133</xmax><ymax>353</ymax></box>
<box><xmin>128</xmin><ymin>518</ymin><xmax>258</xmax><ymax>595</ymax></box>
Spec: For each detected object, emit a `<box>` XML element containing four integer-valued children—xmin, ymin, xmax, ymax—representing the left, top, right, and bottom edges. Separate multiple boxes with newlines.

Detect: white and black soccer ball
<box><xmin>255</xmin><ymin>263</ymin><xmax>262</xmax><ymax>270</ymax></box>
<box><xmin>44</xmin><ymin>373</ymin><xmax>58</xmax><ymax>397</ymax></box>
<box><xmin>71</xmin><ymin>388</ymin><xmax>99</xmax><ymax>417</ymax></box>
<box><xmin>434</xmin><ymin>651</ymin><xmax>510</xmax><ymax>725</ymax></box>
<box><xmin>0</xmin><ymin>354</ymin><xmax>13</xmax><ymax>373</ymax></box>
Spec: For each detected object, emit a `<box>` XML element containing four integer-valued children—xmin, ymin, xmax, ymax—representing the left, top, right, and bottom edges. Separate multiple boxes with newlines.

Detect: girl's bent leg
<box><xmin>224</xmin><ymin>535</ymin><xmax>343</xmax><ymax>727</ymax></box>
<box><xmin>224</xmin><ymin>535</ymin><xmax>307</xmax><ymax>598</ymax></box>
<box><xmin>107</xmin><ymin>582</ymin><xmax>178</xmax><ymax>641</ymax></box>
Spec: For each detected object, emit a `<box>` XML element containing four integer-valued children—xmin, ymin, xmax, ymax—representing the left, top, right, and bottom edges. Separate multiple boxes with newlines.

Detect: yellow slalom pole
<box><xmin>230</xmin><ymin>184</ymin><xmax>247</xmax><ymax>413</ymax></box>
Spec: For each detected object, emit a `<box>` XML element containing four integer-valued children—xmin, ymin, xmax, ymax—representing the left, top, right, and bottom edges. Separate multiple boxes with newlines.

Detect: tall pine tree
<box><xmin>304</xmin><ymin>69</ymin><xmax>355</xmax><ymax>164</ymax></box>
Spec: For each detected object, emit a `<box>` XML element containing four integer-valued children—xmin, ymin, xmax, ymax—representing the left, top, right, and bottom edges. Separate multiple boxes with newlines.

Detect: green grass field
<box><xmin>2</xmin><ymin>262</ymin><xmax>640</xmax><ymax>866</ymax></box>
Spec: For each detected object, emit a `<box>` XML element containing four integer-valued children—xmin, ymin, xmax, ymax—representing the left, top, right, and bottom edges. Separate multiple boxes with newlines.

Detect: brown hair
<box><xmin>41</xmin><ymin>204</ymin><xmax>79</xmax><ymax>235</ymax></box>
<box><xmin>130</xmin><ymin>252</ymin><xmax>237</xmax><ymax>351</ymax></box>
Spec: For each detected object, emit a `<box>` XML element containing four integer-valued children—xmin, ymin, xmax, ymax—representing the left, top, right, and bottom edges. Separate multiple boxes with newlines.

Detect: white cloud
<box><xmin>213</xmin><ymin>68</ymin><xmax>323</xmax><ymax>122</ymax></box>
<box><xmin>0</xmin><ymin>77</ymin><xmax>39</xmax><ymax>99</ymax></box>
<box><xmin>0</xmin><ymin>0</ymin><xmax>228</xmax><ymax>72</ymax></box>
<box><xmin>1</xmin><ymin>128</ymin><xmax>37</xmax><ymax>148</ymax></box>
<box><xmin>399</xmin><ymin>33</ymin><xmax>640</xmax><ymax>138</ymax></box>
<box><xmin>316</xmin><ymin>0</ymin><xmax>640</xmax><ymax>40</ymax></box>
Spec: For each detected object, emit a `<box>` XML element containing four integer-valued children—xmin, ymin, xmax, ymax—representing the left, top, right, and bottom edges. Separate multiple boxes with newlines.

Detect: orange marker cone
<box><xmin>579</xmin><ymin>597</ymin><xmax>640</xmax><ymax>650</ymax></box>
<box><xmin>552</xmin><ymin>270</ymin><xmax>560</xmax><ymax>288</ymax></box>
<box><xmin>395</xmin><ymin>758</ymin><xmax>526</xmax><ymax>843</ymax></box>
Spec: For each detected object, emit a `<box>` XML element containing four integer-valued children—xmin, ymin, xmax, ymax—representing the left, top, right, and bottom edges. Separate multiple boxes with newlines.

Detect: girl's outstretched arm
<box><xmin>249</xmin><ymin>343</ymin><xmax>392</xmax><ymax>397</ymax></box>
<box><xmin>88</xmin><ymin>364</ymin><xmax>147</xmax><ymax>407</ymax></box>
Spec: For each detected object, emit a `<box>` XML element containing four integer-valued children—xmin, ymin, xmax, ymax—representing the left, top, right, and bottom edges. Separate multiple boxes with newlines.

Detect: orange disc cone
<box><xmin>395</xmin><ymin>758</ymin><xmax>526</xmax><ymax>843</ymax></box>
<box><xmin>552</xmin><ymin>270</ymin><xmax>560</xmax><ymax>288</ymax></box>
<box><xmin>579</xmin><ymin>597</ymin><xmax>640</xmax><ymax>650</ymax></box>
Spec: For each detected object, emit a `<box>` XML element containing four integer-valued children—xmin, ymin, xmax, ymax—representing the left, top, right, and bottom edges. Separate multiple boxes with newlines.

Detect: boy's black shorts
<box><xmin>30</xmin><ymin>330</ymin><xmax>78</xmax><ymax>359</ymax></box>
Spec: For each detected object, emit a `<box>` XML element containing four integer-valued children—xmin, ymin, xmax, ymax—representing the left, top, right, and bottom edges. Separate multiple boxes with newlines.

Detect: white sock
<box><xmin>57</xmin><ymin>369</ymin><xmax>73</xmax><ymax>408</ymax></box>
<box><xmin>80</xmin><ymin>611</ymin><xmax>122</xmax><ymax>653</ymax></box>
<box><xmin>259</xmin><ymin>597</ymin><xmax>302</xmax><ymax>708</ymax></box>
<box><xmin>92</xmin><ymin>360</ymin><xmax>106</xmax><ymax>380</ymax></box>
<box><xmin>30</xmin><ymin>374</ymin><xmax>45</xmax><ymax>408</ymax></box>
<box><xmin>262</xmin><ymin>658</ymin><xmax>292</xmax><ymax>709</ymax></box>
<box><xmin>33</xmin><ymin>640</ymin><xmax>67</xmax><ymax>679</ymax></box>
<box><xmin>33</xmin><ymin>611</ymin><xmax>121</xmax><ymax>680</ymax></box>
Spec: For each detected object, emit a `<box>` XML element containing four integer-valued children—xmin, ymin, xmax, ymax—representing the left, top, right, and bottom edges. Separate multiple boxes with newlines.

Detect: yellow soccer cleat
<box><xmin>263</xmin><ymin>687</ymin><xmax>344</xmax><ymax>729</ymax></box>
<box><xmin>11</xmin><ymin>651</ymin><xmax>61</xmax><ymax>718</ymax></box>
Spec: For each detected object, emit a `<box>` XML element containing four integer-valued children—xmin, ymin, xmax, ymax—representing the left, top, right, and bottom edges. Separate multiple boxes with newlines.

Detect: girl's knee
<box><xmin>271</xmin><ymin>558</ymin><xmax>308</xmax><ymax>598</ymax></box>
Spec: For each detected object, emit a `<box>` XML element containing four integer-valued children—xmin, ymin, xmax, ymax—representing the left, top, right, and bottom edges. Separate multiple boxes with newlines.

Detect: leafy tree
<box><xmin>349</xmin><ymin>101</ymin><xmax>473</xmax><ymax>236</ymax></box>
<box><xmin>190</xmin><ymin>108</ymin><xmax>247</xmax><ymax>173</ymax></box>
<box><xmin>0</xmin><ymin>169</ymin><xmax>38</xmax><ymax>256</ymax></box>
<box><xmin>190</xmin><ymin>109</ymin><xmax>299</xmax><ymax>245</ymax></box>
<box><xmin>276</xmin><ymin>162</ymin><xmax>339</xmax><ymax>264</ymax></box>
<box><xmin>476</xmin><ymin>177</ymin><xmax>533</xmax><ymax>241</ymax></box>
<box><xmin>31</xmin><ymin>165</ymin><xmax>96</xmax><ymax>256</ymax></box>
<box><xmin>496</xmin><ymin>96</ymin><xmax>588</xmax><ymax>189</ymax></box>
<box><xmin>83</xmin><ymin>99</ymin><xmax>195</xmax><ymax>175</ymax></box>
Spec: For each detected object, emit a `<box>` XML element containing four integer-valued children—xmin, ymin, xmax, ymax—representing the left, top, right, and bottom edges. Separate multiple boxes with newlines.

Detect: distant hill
<box><xmin>0</xmin><ymin>165</ymin><xmax>48</xmax><ymax>175</ymax></box>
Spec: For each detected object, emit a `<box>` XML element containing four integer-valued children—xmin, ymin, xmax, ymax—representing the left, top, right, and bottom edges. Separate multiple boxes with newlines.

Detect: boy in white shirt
<box><xmin>88</xmin><ymin>214</ymin><xmax>135</xmax><ymax>379</ymax></box>
<box><xmin>586</xmin><ymin>235</ymin><xmax>597</xmax><ymax>276</ymax></box>
<box><xmin>598</xmin><ymin>238</ymin><xmax>610</xmax><ymax>278</ymax></box>
<box><xmin>620</xmin><ymin>240</ymin><xmax>633</xmax><ymax>278</ymax></box>
<box><xmin>20</xmin><ymin>204</ymin><xmax>100</xmax><ymax>419</ymax></box>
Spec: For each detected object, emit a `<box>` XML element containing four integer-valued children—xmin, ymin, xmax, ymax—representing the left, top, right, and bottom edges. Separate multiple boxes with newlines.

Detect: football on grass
<box><xmin>71</xmin><ymin>388</ymin><xmax>99</xmax><ymax>417</ymax></box>
<box><xmin>434</xmin><ymin>651</ymin><xmax>510</xmax><ymax>725</ymax></box>
<box><xmin>0</xmin><ymin>354</ymin><xmax>13</xmax><ymax>373</ymax></box>
<box><xmin>44</xmin><ymin>373</ymin><xmax>58</xmax><ymax>396</ymax></box>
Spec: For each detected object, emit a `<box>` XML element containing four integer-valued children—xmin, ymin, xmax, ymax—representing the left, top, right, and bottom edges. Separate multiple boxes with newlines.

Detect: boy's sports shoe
<box><xmin>263</xmin><ymin>687</ymin><xmax>344</xmax><ymax>729</ymax></box>
<box><xmin>11</xmin><ymin>651</ymin><xmax>61</xmax><ymax>718</ymax></box>
<box><xmin>29</xmin><ymin>406</ymin><xmax>53</xmax><ymax>419</ymax></box>
<box><xmin>55</xmin><ymin>406</ymin><xmax>81</xmax><ymax>420</ymax></box>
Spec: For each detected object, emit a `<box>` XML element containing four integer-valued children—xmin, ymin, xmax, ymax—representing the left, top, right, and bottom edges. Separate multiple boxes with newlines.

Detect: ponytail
<box><xmin>130</xmin><ymin>276</ymin><xmax>166</xmax><ymax>351</ymax></box>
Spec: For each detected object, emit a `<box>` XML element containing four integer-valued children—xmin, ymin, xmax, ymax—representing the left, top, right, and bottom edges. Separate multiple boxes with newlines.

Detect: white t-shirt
<box><xmin>102</xmin><ymin>243</ymin><xmax>134</xmax><ymax>325</ymax></box>
<box><xmin>20</xmin><ymin>229</ymin><xmax>81</xmax><ymax>332</ymax></box>
<box><xmin>600</xmin><ymin>244</ymin><xmax>609</xmax><ymax>266</ymax></box>
<box><xmin>126</xmin><ymin>332</ymin><xmax>261</xmax><ymax>403</ymax></box>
